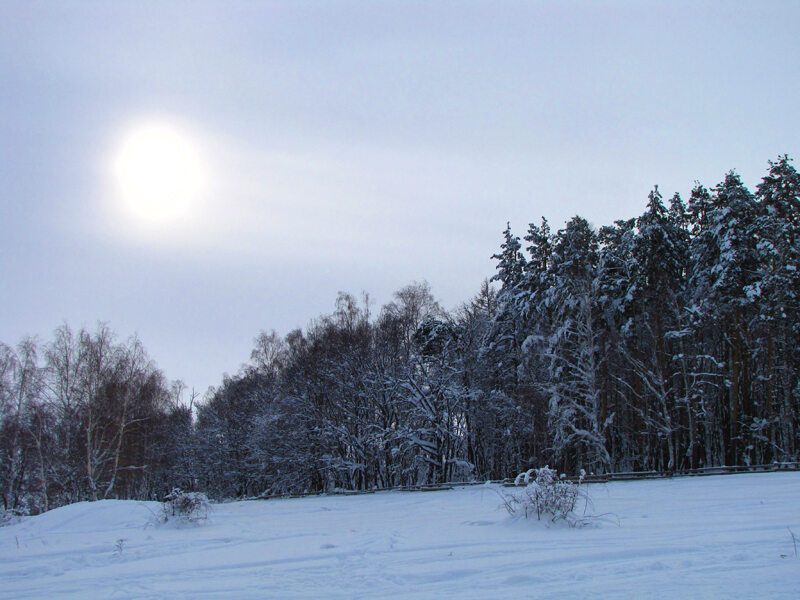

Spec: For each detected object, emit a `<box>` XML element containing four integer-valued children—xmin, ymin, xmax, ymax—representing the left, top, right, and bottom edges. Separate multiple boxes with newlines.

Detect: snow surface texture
<box><xmin>1</xmin><ymin>473</ymin><xmax>798</xmax><ymax>599</ymax></box>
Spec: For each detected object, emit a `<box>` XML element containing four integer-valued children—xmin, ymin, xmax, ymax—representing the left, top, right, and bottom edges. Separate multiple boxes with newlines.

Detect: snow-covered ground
<box><xmin>1</xmin><ymin>473</ymin><xmax>798</xmax><ymax>599</ymax></box>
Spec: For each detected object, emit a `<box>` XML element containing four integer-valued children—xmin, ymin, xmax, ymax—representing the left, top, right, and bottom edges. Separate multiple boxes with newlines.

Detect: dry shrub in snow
<box><xmin>502</xmin><ymin>466</ymin><xmax>590</xmax><ymax>526</ymax></box>
<box><xmin>161</xmin><ymin>489</ymin><xmax>210</xmax><ymax>524</ymax></box>
<box><xmin>0</xmin><ymin>507</ymin><xmax>27</xmax><ymax>527</ymax></box>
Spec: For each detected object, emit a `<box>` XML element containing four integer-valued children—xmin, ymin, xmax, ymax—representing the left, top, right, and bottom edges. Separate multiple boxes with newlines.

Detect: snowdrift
<box><xmin>1</xmin><ymin>473</ymin><xmax>798</xmax><ymax>599</ymax></box>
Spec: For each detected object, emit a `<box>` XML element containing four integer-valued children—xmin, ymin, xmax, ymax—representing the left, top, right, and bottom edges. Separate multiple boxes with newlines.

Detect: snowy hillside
<box><xmin>1</xmin><ymin>473</ymin><xmax>798</xmax><ymax>599</ymax></box>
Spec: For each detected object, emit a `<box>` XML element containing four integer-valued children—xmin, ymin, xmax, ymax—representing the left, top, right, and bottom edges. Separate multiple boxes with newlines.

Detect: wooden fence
<box><xmin>251</xmin><ymin>461</ymin><xmax>800</xmax><ymax>501</ymax></box>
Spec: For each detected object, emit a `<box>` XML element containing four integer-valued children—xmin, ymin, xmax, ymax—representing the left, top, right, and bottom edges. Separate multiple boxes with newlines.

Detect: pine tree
<box><xmin>754</xmin><ymin>156</ymin><xmax>800</xmax><ymax>460</ymax></box>
<box><xmin>486</xmin><ymin>223</ymin><xmax>526</xmax><ymax>391</ymax></box>
<box><xmin>491</xmin><ymin>222</ymin><xmax>526</xmax><ymax>290</ymax></box>
<box><xmin>688</xmin><ymin>173</ymin><xmax>759</xmax><ymax>465</ymax></box>
<box><xmin>544</xmin><ymin>217</ymin><xmax>610</xmax><ymax>473</ymax></box>
<box><xmin>623</xmin><ymin>187</ymin><xmax>690</xmax><ymax>470</ymax></box>
<box><xmin>596</xmin><ymin>218</ymin><xmax>637</xmax><ymax>468</ymax></box>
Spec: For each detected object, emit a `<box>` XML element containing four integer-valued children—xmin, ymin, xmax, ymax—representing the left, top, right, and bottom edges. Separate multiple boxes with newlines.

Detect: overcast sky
<box><xmin>2</xmin><ymin>1</ymin><xmax>798</xmax><ymax>395</ymax></box>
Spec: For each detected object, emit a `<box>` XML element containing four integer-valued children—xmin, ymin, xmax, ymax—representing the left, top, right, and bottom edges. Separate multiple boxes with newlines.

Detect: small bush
<box><xmin>0</xmin><ymin>506</ymin><xmax>28</xmax><ymax>527</ymax></box>
<box><xmin>502</xmin><ymin>466</ymin><xmax>589</xmax><ymax>526</ymax></box>
<box><xmin>161</xmin><ymin>488</ymin><xmax>210</xmax><ymax>523</ymax></box>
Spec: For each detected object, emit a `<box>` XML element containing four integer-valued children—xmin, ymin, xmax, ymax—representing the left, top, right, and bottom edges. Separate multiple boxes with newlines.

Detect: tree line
<box><xmin>2</xmin><ymin>155</ymin><xmax>798</xmax><ymax>512</ymax></box>
<box><xmin>0</xmin><ymin>324</ymin><xmax>192</xmax><ymax>513</ymax></box>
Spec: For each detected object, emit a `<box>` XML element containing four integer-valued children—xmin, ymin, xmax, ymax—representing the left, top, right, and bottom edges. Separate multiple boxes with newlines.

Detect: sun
<box><xmin>114</xmin><ymin>122</ymin><xmax>204</xmax><ymax>221</ymax></box>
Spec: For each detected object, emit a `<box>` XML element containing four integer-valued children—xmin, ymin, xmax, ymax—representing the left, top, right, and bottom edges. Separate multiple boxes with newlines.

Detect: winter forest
<box><xmin>2</xmin><ymin>156</ymin><xmax>799</xmax><ymax>515</ymax></box>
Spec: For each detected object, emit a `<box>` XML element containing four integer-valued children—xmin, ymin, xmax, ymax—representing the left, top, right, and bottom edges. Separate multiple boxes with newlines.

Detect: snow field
<box><xmin>1</xmin><ymin>472</ymin><xmax>798</xmax><ymax>599</ymax></box>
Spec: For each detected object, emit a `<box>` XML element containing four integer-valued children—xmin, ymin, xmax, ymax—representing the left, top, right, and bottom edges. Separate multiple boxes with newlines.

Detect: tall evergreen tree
<box><xmin>544</xmin><ymin>217</ymin><xmax>609</xmax><ymax>472</ymax></box>
<box><xmin>754</xmin><ymin>156</ymin><xmax>800</xmax><ymax>459</ymax></box>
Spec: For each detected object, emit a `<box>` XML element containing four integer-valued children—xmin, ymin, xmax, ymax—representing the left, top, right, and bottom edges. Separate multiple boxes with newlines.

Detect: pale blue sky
<box><xmin>2</xmin><ymin>1</ymin><xmax>798</xmax><ymax>394</ymax></box>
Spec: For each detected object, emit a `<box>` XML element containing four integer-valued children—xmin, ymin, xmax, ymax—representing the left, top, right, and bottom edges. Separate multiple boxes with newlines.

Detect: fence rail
<box><xmin>504</xmin><ymin>461</ymin><xmax>800</xmax><ymax>486</ymax></box>
<box><xmin>252</xmin><ymin>461</ymin><xmax>800</xmax><ymax>501</ymax></box>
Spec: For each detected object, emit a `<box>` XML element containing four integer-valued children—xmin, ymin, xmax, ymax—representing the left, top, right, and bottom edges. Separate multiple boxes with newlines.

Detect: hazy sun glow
<box><xmin>114</xmin><ymin>122</ymin><xmax>204</xmax><ymax>221</ymax></box>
